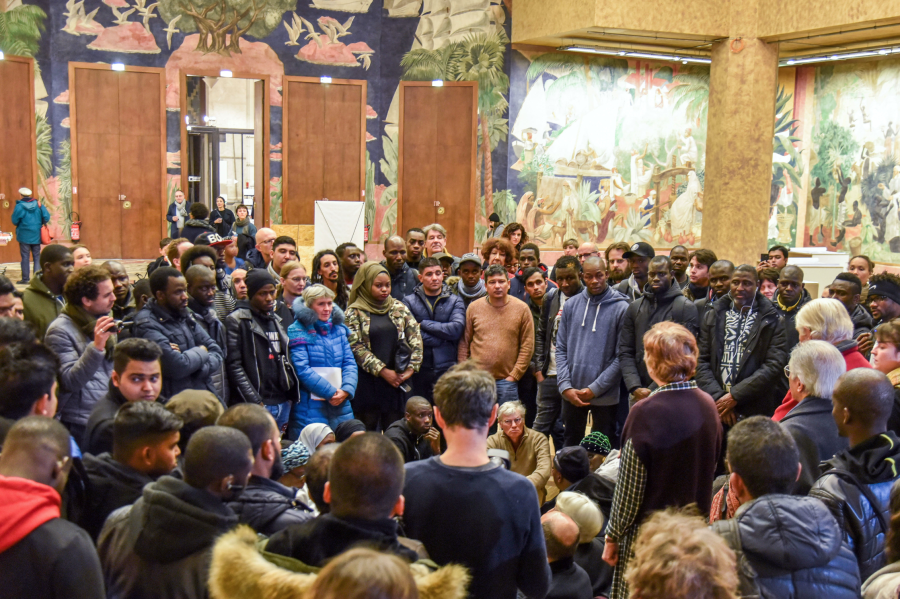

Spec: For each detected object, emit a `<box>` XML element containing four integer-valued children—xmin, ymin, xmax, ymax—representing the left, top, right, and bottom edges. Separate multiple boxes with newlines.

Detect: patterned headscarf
<box><xmin>281</xmin><ymin>440</ymin><xmax>311</xmax><ymax>471</ymax></box>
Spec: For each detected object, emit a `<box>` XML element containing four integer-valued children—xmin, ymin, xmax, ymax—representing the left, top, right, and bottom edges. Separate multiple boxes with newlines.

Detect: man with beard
<box><xmin>132</xmin><ymin>267</ymin><xmax>224</xmax><ymax>399</ymax></box>
<box><xmin>604</xmin><ymin>243</ymin><xmax>631</xmax><ymax>285</ymax></box>
<box><xmin>868</xmin><ymin>273</ymin><xmax>900</xmax><ymax>327</ymax></box>
<box><xmin>219</xmin><ymin>404</ymin><xmax>313</xmax><ymax>535</ymax></box>
<box><xmin>669</xmin><ymin>245</ymin><xmax>690</xmax><ymax>289</ymax></box>
<box><xmin>102</xmin><ymin>261</ymin><xmax>135</xmax><ymax>321</ymax></box>
<box><xmin>405</xmin><ymin>228</ymin><xmax>426</xmax><ymax>271</ymax></box>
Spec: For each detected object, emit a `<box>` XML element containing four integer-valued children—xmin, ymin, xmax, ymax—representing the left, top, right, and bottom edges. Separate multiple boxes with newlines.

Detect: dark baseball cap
<box><xmin>194</xmin><ymin>232</ymin><xmax>232</xmax><ymax>247</ymax></box>
<box><xmin>433</xmin><ymin>252</ymin><xmax>454</xmax><ymax>263</ymax></box>
<box><xmin>623</xmin><ymin>241</ymin><xmax>655</xmax><ymax>259</ymax></box>
<box><xmin>553</xmin><ymin>446</ymin><xmax>590</xmax><ymax>482</ymax></box>
<box><xmin>458</xmin><ymin>253</ymin><xmax>482</xmax><ymax>268</ymax></box>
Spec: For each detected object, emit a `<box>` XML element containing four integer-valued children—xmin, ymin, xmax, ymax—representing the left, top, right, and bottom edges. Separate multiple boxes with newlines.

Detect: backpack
<box><xmin>711</xmin><ymin>518</ymin><xmax>762</xmax><ymax>599</ymax></box>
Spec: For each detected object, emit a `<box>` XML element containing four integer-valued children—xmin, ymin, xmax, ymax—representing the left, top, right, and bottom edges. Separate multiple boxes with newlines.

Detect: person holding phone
<box><xmin>345</xmin><ymin>262</ymin><xmax>422</xmax><ymax>432</ymax></box>
<box><xmin>44</xmin><ymin>265</ymin><xmax>119</xmax><ymax>443</ymax></box>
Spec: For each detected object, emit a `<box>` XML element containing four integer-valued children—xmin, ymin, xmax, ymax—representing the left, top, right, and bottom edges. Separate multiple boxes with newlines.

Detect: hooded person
<box><xmin>299</xmin><ymin>422</ymin><xmax>334</xmax><ymax>454</ymax></box>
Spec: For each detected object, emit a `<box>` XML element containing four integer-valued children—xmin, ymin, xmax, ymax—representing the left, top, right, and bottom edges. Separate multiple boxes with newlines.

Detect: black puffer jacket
<box><xmin>226</xmin><ymin>475</ymin><xmax>313</xmax><ymax>536</ymax></box>
<box><xmin>224</xmin><ymin>303</ymin><xmax>300</xmax><ymax>406</ymax></box>
<box><xmin>810</xmin><ymin>432</ymin><xmax>900</xmax><ymax>582</ymax></box>
<box><xmin>131</xmin><ymin>299</ymin><xmax>224</xmax><ymax>399</ymax></box>
<box><xmin>712</xmin><ymin>494</ymin><xmax>859</xmax><ymax>598</ymax></box>
<box><xmin>81</xmin><ymin>452</ymin><xmax>154</xmax><ymax>540</ymax></box>
<box><xmin>97</xmin><ymin>475</ymin><xmax>238</xmax><ymax>599</ymax></box>
<box><xmin>695</xmin><ymin>292</ymin><xmax>788</xmax><ymax>417</ymax></box>
<box><xmin>618</xmin><ymin>283</ymin><xmax>699</xmax><ymax>393</ymax></box>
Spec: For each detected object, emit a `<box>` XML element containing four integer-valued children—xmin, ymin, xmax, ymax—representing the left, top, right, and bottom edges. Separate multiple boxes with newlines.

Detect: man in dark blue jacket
<box><xmin>403</xmin><ymin>257</ymin><xmax>465</xmax><ymax>403</ymax></box>
<box><xmin>131</xmin><ymin>267</ymin><xmax>224</xmax><ymax>400</ymax></box>
<box><xmin>383</xmin><ymin>235</ymin><xmax>419</xmax><ymax>300</ymax></box>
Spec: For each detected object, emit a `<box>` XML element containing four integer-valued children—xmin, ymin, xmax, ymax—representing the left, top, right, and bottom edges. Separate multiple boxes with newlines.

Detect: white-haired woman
<box><xmin>555</xmin><ymin>491</ymin><xmax>612</xmax><ymax>597</ymax></box>
<box><xmin>774</xmin><ymin>298</ymin><xmax>872</xmax><ymax>420</ymax></box>
<box><xmin>487</xmin><ymin>400</ymin><xmax>551</xmax><ymax>503</ymax></box>
<box><xmin>781</xmin><ymin>340</ymin><xmax>849</xmax><ymax>494</ymax></box>
<box><xmin>286</xmin><ymin>284</ymin><xmax>358</xmax><ymax>439</ymax></box>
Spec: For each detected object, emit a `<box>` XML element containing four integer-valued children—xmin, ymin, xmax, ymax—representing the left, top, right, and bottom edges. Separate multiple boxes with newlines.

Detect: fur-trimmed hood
<box><xmin>209</xmin><ymin>525</ymin><xmax>470</xmax><ymax>599</ymax></box>
<box><xmin>292</xmin><ymin>300</ymin><xmax>346</xmax><ymax>328</ymax></box>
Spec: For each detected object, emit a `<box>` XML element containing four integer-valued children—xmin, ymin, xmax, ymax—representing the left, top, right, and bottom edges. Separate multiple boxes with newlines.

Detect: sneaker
<box><xmin>16</xmin><ymin>280</ymin><xmax>28</xmax><ymax>285</ymax></box>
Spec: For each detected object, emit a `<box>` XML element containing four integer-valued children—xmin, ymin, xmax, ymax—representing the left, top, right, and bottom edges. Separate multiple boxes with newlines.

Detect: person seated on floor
<box><xmin>541</xmin><ymin>511</ymin><xmax>593</xmax><ymax>599</ymax></box>
<box><xmin>164</xmin><ymin>389</ymin><xmax>224</xmax><ymax>471</ymax></box>
<box><xmin>80</xmin><ymin>402</ymin><xmax>182</xmax><ymax>540</ymax></box>
<box><xmin>299</xmin><ymin>443</ymin><xmax>338</xmax><ymax>516</ymax></box>
<box><xmin>0</xmin><ymin>417</ymin><xmax>105</xmax><ymax>599</ymax></box>
<box><xmin>487</xmin><ymin>400</ymin><xmax>551</xmax><ymax>504</ymax></box>
<box><xmin>97</xmin><ymin>426</ymin><xmax>253</xmax><ymax>599</ymax></box>
<box><xmin>264</xmin><ymin>433</ymin><xmax>427</xmax><ymax>566</ymax></box>
<box><xmin>554</xmin><ymin>490</ymin><xmax>612</xmax><ymax>598</ymax></box>
<box><xmin>385</xmin><ymin>396</ymin><xmax>442</xmax><ymax>464</ymax></box>
<box><xmin>218</xmin><ymin>404</ymin><xmax>314</xmax><ymax>535</ymax></box>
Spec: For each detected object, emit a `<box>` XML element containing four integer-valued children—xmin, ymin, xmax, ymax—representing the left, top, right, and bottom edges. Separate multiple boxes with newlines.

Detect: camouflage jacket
<box><xmin>346</xmin><ymin>299</ymin><xmax>423</xmax><ymax>377</ymax></box>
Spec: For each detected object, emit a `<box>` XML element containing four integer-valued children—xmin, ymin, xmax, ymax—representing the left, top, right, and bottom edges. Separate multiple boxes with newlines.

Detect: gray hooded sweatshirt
<box><xmin>555</xmin><ymin>285</ymin><xmax>629</xmax><ymax>406</ymax></box>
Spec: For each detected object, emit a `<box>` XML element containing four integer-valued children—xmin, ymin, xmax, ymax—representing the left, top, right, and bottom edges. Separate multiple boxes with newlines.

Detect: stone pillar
<box><xmin>702</xmin><ymin>37</ymin><xmax>779</xmax><ymax>266</ymax></box>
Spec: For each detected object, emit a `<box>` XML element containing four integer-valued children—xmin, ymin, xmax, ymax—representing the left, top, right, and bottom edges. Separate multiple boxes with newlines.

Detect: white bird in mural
<box><xmin>332</xmin><ymin>16</ymin><xmax>355</xmax><ymax>38</ymax></box>
<box><xmin>284</xmin><ymin>12</ymin><xmax>304</xmax><ymax>46</ymax></box>
<box><xmin>163</xmin><ymin>14</ymin><xmax>181</xmax><ymax>50</ymax></box>
<box><xmin>297</xmin><ymin>15</ymin><xmax>323</xmax><ymax>47</ymax></box>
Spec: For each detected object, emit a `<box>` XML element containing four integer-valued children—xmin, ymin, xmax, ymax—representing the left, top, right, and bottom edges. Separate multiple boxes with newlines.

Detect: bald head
<box><xmin>384</xmin><ymin>235</ymin><xmax>405</xmax><ymax>250</ymax></box>
<box><xmin>383</xmin><ymin>236</ymin><xmax>407</xmax><ymax>273</ymax></box>
<box><xmin>405</xmin><ymin>396</ymin><xmax>431</xmax><ymax>413</ymax></box>
<box><xmin>0</xmin><ymin>417</ymin><xmax>72</xmax><ymax>493</ymax></box>
<box><xmin>255</xmin><ymin>228</ymin><xmax>277</xmax><ymax>261</ymax></box>
<box><xmin>102</xmin><ymin>260</ymin><xmax>126</xmax><ymax>276</ymax></box>
<box><xmin>542</xmin><ymin>510</ymin><xmax>581</xmax><ymax>562</ymax></box>
<box><xmin>185</xmin><ymin>264</ymin><xmax>215</xmax><ymax>287</ymax></box>
<box><xmin>833</xmin><ymin>369</ymin><xmax>894</xmax><ymax>438</ymax></box>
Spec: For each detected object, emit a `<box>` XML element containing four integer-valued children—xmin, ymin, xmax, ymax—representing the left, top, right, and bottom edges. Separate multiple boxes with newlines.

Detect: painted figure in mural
<box><xmin>639</xmin><ymin>191</ymin><xmax>656</xmax><ymax>229</ymax></box>
<box><xmin>667</xmin><ymin>171</ymin><xmax>702</xmax><ymax>245</ymax></box>
<box><xmin>831</xmin><ymin>166</ymin><xmax>853</xmax><ymax>246</ymax></box>
<box><xmin>768</xmin><ymin>170</ymin><xmax>793</xmax><ymax>243</ymax></box>
<box><xmin>809</xmin><ymin>177</ymin><xmax>827</xmax><ymax>245</ymax></box>
<box><xmin>678</xmin><ymin>128</ymin><xmax>698</xmax><ymax>167</ymax></box>
<box><xmin>629</xmin><ymin>144</ymin><xmax>653</xmax><ymax>198</ymax></box>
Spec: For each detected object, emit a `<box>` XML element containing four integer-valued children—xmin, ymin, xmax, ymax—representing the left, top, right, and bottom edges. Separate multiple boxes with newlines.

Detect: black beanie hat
<box><xmin>245</xmin><ymin>269</ymin><xmax>276</xmax><ymax>299</ymax></box>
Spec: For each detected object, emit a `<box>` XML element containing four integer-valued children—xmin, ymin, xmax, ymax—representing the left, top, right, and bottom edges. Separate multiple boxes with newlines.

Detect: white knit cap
<box><xmin>18</xmin><ymin>187</ymin><xmax>32</xmax><ymax>196</ymax></box>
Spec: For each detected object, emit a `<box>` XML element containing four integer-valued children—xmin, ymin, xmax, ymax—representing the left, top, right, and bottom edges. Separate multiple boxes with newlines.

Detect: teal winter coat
<box><xmin>11</xmin><ymin>197</ymin><xmax>49</xmax><ymax>244</ymax></box>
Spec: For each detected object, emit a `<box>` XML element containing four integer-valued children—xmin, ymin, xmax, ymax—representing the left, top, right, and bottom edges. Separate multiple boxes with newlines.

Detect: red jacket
<box><xmin>773</xmin><ymin>343</ymin><xmax>872</xmax><ymax>421</ymax></box>
<box><xmin>0</xmin><ymin>474</ymin><xmax>61</xmax><ymax>553</ymax></box>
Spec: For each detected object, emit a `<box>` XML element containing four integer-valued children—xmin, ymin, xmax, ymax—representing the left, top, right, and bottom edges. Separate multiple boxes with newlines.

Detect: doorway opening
<box><xmin>181</xmin><ymin>73</ymin><xmax>269</xmax><ymax>227</ymax></box>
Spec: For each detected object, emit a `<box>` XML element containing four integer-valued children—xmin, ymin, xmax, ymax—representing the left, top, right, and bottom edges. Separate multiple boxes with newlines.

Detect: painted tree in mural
<box><xmin>0</xmin><ymin>1</ymin><xmax>46</xmax><ymax>57</ymax></box>
<box><xmin>158</xmin><ymin>0</ymin><xmax>296</xmax><ymax>54</ymax></box>
<box><xmin>671</xmin><ymin>65</ymin><xmax>709</xmax><ymax>126</ymax></box>
<box><xmin>400</xmin><ymin>30</ymin><xmax>509</xmax><ymax>215</ymax></box>
<box><xmin>525</xmin><ymin>52</ymin><xmax>627</xmax><ymax>107</ymax></box>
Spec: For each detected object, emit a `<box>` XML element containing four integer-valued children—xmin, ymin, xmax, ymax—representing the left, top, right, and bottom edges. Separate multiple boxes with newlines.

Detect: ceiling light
<box><xmin>220</xmin><ymin>69</ymin><xmax>233</xmax><ymax>77</ymax></box>
<box><xmin>320</xmin><ymin>76</ymin><xmax>332</xmax><ymax>83</ymax></box>
<box><xmin>557</xmin><ymin>46</ymin><xmax>624</xmax><ymax>56</ymax></box>
<box><xmin>111</xmin><ymin>63</ymin><xmax>125</xmax><ymax>71</ymax></box>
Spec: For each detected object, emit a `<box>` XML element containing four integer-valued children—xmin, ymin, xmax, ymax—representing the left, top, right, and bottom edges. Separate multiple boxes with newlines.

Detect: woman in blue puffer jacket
<box><xmin>287</xmin><ymin>284</ymin><xmax>358</xmax><ymax>438</ymax></box>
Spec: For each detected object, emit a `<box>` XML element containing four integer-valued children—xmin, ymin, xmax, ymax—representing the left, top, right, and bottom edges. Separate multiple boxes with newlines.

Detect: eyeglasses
<box><xmin>501</xmin><ymin>417</ymin><xmax>523</xmax><ymax>427</ymax></box>
<box><xmin>577</xmin><ymin>252</ymin><xmax>598</xmax><ymax>259</ymax></box>
<box><xmin>783</xmin><ymin>365</ymin><xmax>791</xmax><ymax>378</ymax></box>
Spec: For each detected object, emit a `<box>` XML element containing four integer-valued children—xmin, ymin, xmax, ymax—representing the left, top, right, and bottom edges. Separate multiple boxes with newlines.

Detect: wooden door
<box><xmin>398</xmin><ymin>82</ymin><xmax>477</xmax><ymax>258</ymax></box>
<box><xmin>282</xmin><ymin>77</ymin><xmax>366</xmax><ymax>225</ymax></box>
<box><xmin>71</xmin><ymin>64</ymin><xmax>165</xmax><ymax>259</ymax></box>
<box><xmin>0</xmin><ymin>56</ymin><xmax>37</xmax><ymax>263</ymax></box>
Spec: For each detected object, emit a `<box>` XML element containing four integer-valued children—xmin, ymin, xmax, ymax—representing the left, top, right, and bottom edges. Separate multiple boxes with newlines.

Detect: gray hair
<box><xmin>302</xmin><ymin>284</ymin><xmax>336</xmax><ymax>307</ymax></box>
<box><xmin>423</xmin><ymin>223</ymin><xmax>447</xmax><ymax>238</ymax></box>
<box><xmin>497</xmin><ymin>400</ymin><xmax>526</xmax><ymax>422</ymax></box>
<box><xmin>795</xmin><ymin>298</ymin><xmax>853</xmax><ymax>343</ymax></box>
<box><xmin>788</xmin><ymin>340</ymin><xmax>846</xmax><ymax>399</ymax></box>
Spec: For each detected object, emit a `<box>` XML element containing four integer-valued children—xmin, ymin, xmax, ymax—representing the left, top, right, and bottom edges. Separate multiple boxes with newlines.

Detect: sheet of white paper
<box><xmin>314</xmin><ymin>201</ymin><xmax>365</xmax><ymax>252</ymax></box>
<box><xmin>311</xmin><ymin>367</ymin><xmax>342</xmax><ymax>400</ymax></box>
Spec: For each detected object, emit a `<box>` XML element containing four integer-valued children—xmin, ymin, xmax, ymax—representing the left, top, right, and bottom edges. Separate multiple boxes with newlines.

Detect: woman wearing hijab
<box><xmin>287</xmin><ymin>284</ymin><xmax>358</xmax><ymax>438</ymax></box>
<box><xmin>345</xmin><ymin>262</ymin><xmax>423</xmax><ymax>432</ymax></box>
<box><xmin>300</xmin><ymin>423</ymin><xmax>335</xmax><ymax>454</ymax></box>
<box><xmin>334</xmin><ymin>419</ymin><xmax>366</xmax><ymax>442</ymax></box>
<box><xmin>210</xmin><ymin>196</ymin><xmax>236</xmax><ymax>238</ymax></box>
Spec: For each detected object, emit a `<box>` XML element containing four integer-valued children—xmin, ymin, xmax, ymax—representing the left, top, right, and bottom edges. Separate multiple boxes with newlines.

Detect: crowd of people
<box><xmin>4</xmin><ymin>191</ymin><xmax>900</xmax><ymax>599</ymax></box>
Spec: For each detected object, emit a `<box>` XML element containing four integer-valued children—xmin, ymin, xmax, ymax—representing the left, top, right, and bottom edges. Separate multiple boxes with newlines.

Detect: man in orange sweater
<box><xmin>459</xmin><ymin>265</ymin><xmax>535</xmax><ymax>406</ymax></box>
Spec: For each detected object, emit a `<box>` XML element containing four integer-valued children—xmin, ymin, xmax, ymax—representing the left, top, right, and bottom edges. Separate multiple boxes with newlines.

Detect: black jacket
<box><xmin>226</xmin><ymin>475</ymin><xmax>313</xmax><ymax>536</ymax></box>
<box><xmin>534</xmin><ymin>286</ymin><xmax>582</xmax><ymax>375</ymax></box>
<box><xmin>810</xmin><ymin>432</ymin><xmax>900</xmax><ymax>581</ymax></box>
<box><xmin>383</xmin><ymin>261</ymin><xmax>419</xmax><ymax>301</ymax></box>
<box><xmin>509</xmin><ymin>263</ymin><xmax>557</xmax><ymax>303</ymax></box>
<box><xmin>131</xmin><ymin>299</ymin><xmax>224</xmax><ymax>399</ymax></box>
<box><xmin>189</xmin><ymin>298</ymin><xmax>229</xmax><ymax>403</ymax></box>
<box><xmin>851</xmin><ymin>303</ymin><xmax>874</xmax><ymax>344</ymax></box>
<box><xmin>575</xmin><ymin>538</ymin><xmax>612</xmax><ymax>598</ymax></box>
<box><xmin>385</xmin><ymin>419</ymin><xmax>435</xmax><ymax>463</ymax></box>
<box><xmin>546</xmin><ymin>557</ymin><xmax>593</xmax><ymax>599</ymax></box>
<box><xmin>780</xmin><ymin>396</ymin><xmax>848</xmax><ymax>495</ymax></box>
<box><xmin>83</xmin><ymin>383</ymin><xmax>168</xmax><ymax>456</ymax></box>
<box><xmin>712</xmin><ymin>494</ymin><xmax>859</xmax><ymax>599</ymax></box>
<box><xmin>774</xmin><ymin>288</ymin><xmax>812</xmax><ymax>351</ymax></box>
<box><xmin>402</xmin><ymin>284</ymin><xmax>465</xmax><ymax>371</ymax></box>
<box><xmin>180</xmin><ymin>218</ymin><xmax>215</xmax><ymax>244</ymax></box>
<box><xmin>695</xmin><ymin>292</ymin><xmax>788</xmax><ymax>417</ymax></box>
<box><xmin>265</xmin><ymin>513</ymin><xmax>422</xmax><ymax>567</ymax></box>
<box><xmin>97</xmin><ymin>476</ymin><xmax>238</xmax><ymax>599</ymax></box>
<box><xmin>224</xmin><ymin>303</ymin><xmax>300</xmax><ymax>406</ymax></box>
<box><xmin>245</xmin><ymin>248</ymin><xmax>267</xmax><ymax>270</ymax></box>
<box><xmin>80</xmin><ymin>452</ymin><xmax>154</xmax><ymax>540</ymax></box>
<box><xmin>618</xmin><ymin>284</ymin><xmax>700</xmax><ymax>393</ymax></box>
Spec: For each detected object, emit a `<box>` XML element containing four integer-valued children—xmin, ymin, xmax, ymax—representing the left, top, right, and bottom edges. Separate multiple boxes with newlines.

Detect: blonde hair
<box><xmin>303</xmin><ymin>284</ymin><xmax>336</xmax><ymax>307</ymax></box>
<box><xmin>308</xmin><ymin>548</ymin><xmax>419</xmax><ymax>599</ymax></box>
<box><xmin>554</xmin><ymin>491</ymin><xmax>604</xmax><ymax>543</ymax></box>
<box><xmin>795</xmin><ymin>298</ymin><xmax>853</xmax><ymax>343</ymax></box>
<box><xmin>280</xmin><ymin>260</ymin><xmax>306</xmax><ymax>279</ymax></box>
<box><xmin>642</xmin><ymin>322</ymin><xmax>699</xmax><ymax>383</ymax></box>
<box><xmin>627</xmin><ymin>508</ymin><xmax>738</xmax><ymax>599</ymax></box>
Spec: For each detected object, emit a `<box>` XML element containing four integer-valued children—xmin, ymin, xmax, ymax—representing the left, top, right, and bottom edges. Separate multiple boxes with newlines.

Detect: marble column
<box><xmin>702</xmin><ymin>37</ymin><xmax>779</xmax><ymax>266</ymax></box>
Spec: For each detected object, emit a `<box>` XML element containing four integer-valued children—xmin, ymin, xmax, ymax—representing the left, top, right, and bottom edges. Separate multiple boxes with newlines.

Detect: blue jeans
<box><xmin>495</xmin><ymin>379</ymin><xmax>519</xmax><ymax>405</ymax></box>
<box><xmin>264</xmin><ymin>401</ymin><xmax>292</xmax><ymax>434</ymax></box>
<box><xmin>532</xmin><ymin>375</ymin><xmax>566</xmax><ymax>450</ymax></box>
<box><xmin>19</xmin><ymin>242</ymin><xmax>40</xmax><ymax>281</ymax></box>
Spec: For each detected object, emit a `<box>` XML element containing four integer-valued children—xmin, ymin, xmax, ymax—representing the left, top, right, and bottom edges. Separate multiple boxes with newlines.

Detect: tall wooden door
<box><xmin>398</xmin><ymin>82</ymin><xmax>477</xmax><ymax>257</ymax></box>
<box><xmin>71</xmin><ymin>64</ymin><xmax>165</xmax><ymax>259</ymax></box>
<box><xmin>0</xmin><ymin>56</ymin><xmax>37</xmax><ymax>263</ymax></box>
<box><xmin>282</xmin><ymin>77</ymin><xmax>366</xmax><ymax>225</ymax></box>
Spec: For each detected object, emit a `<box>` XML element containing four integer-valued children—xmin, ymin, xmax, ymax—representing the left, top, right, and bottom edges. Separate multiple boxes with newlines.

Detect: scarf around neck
<box><xmin>458</xmin><ymin>278</ymin><xmax>486</xmax><ymax>301</ymax></box>
<box><xmin>62</xmin><ymin>303</ymin><xmax>117</xmax><ymax>356</ymax></box>
<box><xmin>235</xmin><ymin>217</ymin><xmax>250</xmax><ymax>227</ymax></box>
<box><xmin>348</xmin><ymin>262</ymin><xmax>393</xmax><ymax>315</ymax></box>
